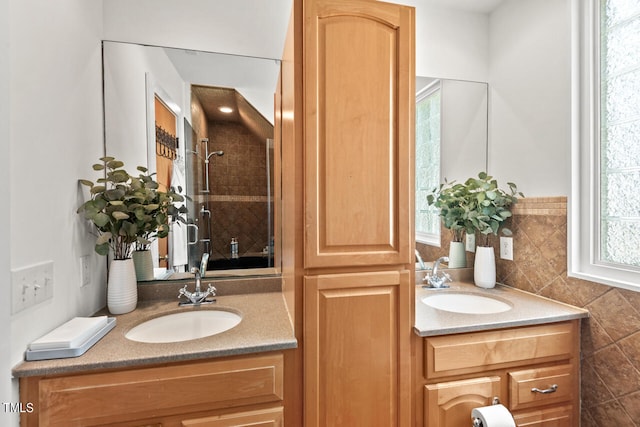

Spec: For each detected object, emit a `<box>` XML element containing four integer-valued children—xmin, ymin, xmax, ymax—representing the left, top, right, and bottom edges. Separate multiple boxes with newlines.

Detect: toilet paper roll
<box><xmin>471</xmin><ymin>404</ymin><xmax>516</xmax><ymax>427</ymax></box>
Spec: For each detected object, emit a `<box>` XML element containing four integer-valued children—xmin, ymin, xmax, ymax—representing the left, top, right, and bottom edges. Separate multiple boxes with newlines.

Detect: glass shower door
<box><xmin>184</xmin><ymin>119</ymin><xmax>205</xmax><ymax>272</ymax></box>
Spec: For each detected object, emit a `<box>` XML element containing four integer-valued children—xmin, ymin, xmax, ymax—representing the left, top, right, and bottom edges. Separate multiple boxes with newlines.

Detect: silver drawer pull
<box><xmin>531</xmin><ymin>384</ymin><xmax>558</xmax><ymax>394</ymax></box>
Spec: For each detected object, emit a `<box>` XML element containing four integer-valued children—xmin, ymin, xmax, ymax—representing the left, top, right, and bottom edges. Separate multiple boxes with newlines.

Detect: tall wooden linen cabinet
<box><xmin>279</xmin><ymin>0</ymin><xmax>415</xmax><ymax>426</ymax></box>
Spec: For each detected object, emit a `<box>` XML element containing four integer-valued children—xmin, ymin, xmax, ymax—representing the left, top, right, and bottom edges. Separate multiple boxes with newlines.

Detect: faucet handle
<box><xmin>178</xmin><ymin>285</ymin><xmax>189</xmax><ymax>298</ymax></box>
<box><xmin>206</xmin><ymin>284</ymin><xmax>217</xmax><ymax>296</ymax></box>
<box><xmin>422</xmin><ymin>270</ymin><xmax>452</xmax><ymax>289</ymax></box>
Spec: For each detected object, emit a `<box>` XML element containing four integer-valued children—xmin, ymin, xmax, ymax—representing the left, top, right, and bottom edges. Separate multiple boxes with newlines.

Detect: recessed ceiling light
<box><xmin>219</xmin><ymin>106</ymin><xmax>233</xmax><ymax>114</ymax></box>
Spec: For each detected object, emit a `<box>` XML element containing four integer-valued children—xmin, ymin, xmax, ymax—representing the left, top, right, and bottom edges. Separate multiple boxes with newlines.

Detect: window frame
<box><xmin>415</xmin><ymin>80</ymin><xmax>442</xmax><ymax>247</ymax></box>
<box><xmin>569</xmin><ymin>0</ymin><xmax>640</xmax><ymax>291</ymax></box>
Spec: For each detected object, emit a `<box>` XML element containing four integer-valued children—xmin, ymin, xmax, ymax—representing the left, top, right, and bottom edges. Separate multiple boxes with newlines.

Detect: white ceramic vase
<box><xmin>107</xmin><ymin>259</ymin><xmax>138</xmax><ymax>314</ymax></box>
<box><xmin>448</xmin><ymin>241</ymin><xmax>466</xmax><ymax>268</ymax></box>
<box><xmin>132</xmin><ymin>250</ymin><xmax>155</xmax><ymax>281</ymax></box>
<box><xmin>474</xmin><ymin>246</ymin><xmax>496</xmax><ymax>288</ymax></box>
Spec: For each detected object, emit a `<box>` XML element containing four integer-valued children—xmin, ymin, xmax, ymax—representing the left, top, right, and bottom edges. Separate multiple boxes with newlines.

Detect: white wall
<box><xmin>6</xmin><ymin>1</ymin><xmax>104</xmax><ymax>424</ymax></box>
<box><xmin>103</xmin><ymin>0</ymin><xmax>292</xmax><ymax>59</ymax></box>
<box><xmin>103</xmin><ymin>0</ymin><xmax>488</xmax><ymax>81</ymax></box>
<box><xmin>488</xmin><ymin>0</ymin><xmax>572</xmax><ymax>196</ymax></box>
<box><xmin>0</xmin><ymin>0</ymin><xmax>12</xmax><ymax>416</ymax></box>
<box><xmin>403</xmin><ymin>0</ymin><xmax>573</xmax><ymax>197</ymax></box>
<box><xmin>103</xmin><ymin>42</ymin><xmax>186</xmax><ymax>170</ymax></box>
<box><xmin>393</xmin><ymin>0</ymin><xmax>490</xmax><ymax>82</ymax></box>
<box><xmin>441</xmin><ymin>80</ymin><xmax>488</xmax><ymax>182</ymax></box>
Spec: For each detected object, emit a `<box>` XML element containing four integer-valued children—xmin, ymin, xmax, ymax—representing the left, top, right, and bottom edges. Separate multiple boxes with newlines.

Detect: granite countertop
<box><xmin>414</xmin><ymin>281</ymin><xmax>589</xmax><ymax>337</ymax></box>
<box><xmin>13</xmin><ymin>292</ymin><xmax>297</xmax><ymax>378</ymax></box>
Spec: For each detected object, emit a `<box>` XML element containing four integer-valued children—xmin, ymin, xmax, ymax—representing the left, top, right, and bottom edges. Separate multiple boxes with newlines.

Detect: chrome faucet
<box><xmin>423</xmin><ymin>256</ymin><xmax>452</xmax><ymax>288</ymax></box>
<box><xmin>415</xmin><ymin>249</ymin><xmax>426</xmax><ymax>270</ymax></box>
<box><xmin>179</xmin><ymin>253</ymin><xmax>216</xmax><ymax>305</ymax></box>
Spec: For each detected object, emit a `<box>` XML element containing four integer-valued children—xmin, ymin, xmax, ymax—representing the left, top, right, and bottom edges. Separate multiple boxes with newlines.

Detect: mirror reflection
<box><xmin>415</xmin><ymin>77</ymin><xmax>488</xmax><ymax>267</ymax></box>
<box><xmin>103</xmin><ymin>41</ymin><xmax>280</xmax><ymax>280</ymax></box>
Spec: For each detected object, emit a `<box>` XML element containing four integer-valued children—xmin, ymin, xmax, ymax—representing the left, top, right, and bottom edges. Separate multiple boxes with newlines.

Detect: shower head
<box><xmin>206</xmin><ymin>150</ymin><xmax>224</xmax><ymax>159</ymax></box>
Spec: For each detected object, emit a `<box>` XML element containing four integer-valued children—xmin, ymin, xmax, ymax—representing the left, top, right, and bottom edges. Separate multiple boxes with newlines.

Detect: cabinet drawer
<box><xmin>182</xmin><ymin>406</ymin><xmax>283</xmax><ymax>426</ymax></box>
<box><xmin>509</xmin><ymin>365</ymin><xmax>573</xmax><ymax>411</ymax></box>
<box><xmin>512</xmin><ymin>405</ymin><xmax>573</xmax><ymax>427</ymax></box>
<box><xmin>424</xmin><ymin>322</ymin><xmax>576</xmax><ymax>379</ymax></box>
<box><xmin>36</xmin><ymin>354</ymin><xmax>284</xmax><ymax>426</ymax></box>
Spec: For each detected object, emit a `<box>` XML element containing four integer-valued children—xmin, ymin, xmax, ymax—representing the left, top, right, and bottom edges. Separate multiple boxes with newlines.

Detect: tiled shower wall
<box><xmin>416</xmin><ymin>197</ymin><xmax>640</xmax><ymax>426</ymax></box>
<box><xmin>206</xmin><ymin>121</ymin><xmax>272</xmax><ymax>259</ymax></box>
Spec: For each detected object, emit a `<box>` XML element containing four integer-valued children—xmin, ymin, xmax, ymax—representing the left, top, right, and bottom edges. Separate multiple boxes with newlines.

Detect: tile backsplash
<box><xmin>417</xmin><ymin>196</ymin><xmax>640</xmax><ymax>426</ymax></box>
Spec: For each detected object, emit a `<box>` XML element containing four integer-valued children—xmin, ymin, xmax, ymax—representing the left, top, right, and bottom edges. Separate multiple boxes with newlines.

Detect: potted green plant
<box><xmin>427</xmin><ymin>179</ymin><xmax>470</xmax><ymax>268</ymax></box>
<box><xmin>129</xmin><ymin>166</ymin><xmax>186</xmax><ymax>281</ymax></box>
<box><xmin>77</xmin><ymin>157</ymin><xmax>186</xmax><ymax>313</ymax></box>
<box><xmin>462</xmin><ymin>172</ymin><xmax>522</xmax><ymax>288</ymax></box>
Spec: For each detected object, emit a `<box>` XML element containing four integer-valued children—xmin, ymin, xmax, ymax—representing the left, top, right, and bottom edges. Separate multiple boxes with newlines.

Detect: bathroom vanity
<box><xmin>18</xmin><ymin>353</ymin><xmax>287</xmax><ymax>427</ymax></box>
<box><xmin>414</xmin><ymin>282</ymin><xmax>588</xmax><ymax>427</ymax></box>
<box><xmin>13</xmin><ymin>291</ymin><xmax>297</xmax><ymax>427</ymax></box>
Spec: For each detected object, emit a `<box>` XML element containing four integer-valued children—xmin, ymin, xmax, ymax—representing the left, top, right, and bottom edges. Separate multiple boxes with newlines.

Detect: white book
<box><xmin>29</xmin><ymin>316</ymin><xmax>109</xmax><ymax>351</ymax></box>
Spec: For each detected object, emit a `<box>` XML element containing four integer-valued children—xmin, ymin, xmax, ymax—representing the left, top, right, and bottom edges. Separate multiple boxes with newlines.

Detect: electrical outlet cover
<box><xmin>500</xmin><ymin>236</ymin><xmax>513</xmax><ymax>260</ymax></box>
<box><xmin>466</xmin><ymin>233</ymin><xmax>476</xmax><ymax>252</ymax></box>
<box><xmin>80</xmin><ymin>255</ymin><xmax>91</xmax><ymax>287</ymax></box>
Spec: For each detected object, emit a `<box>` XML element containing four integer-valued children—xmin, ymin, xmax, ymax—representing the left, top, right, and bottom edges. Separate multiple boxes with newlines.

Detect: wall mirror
<box><xmin>103</xmin><ymin>41</ymin><xmax>281</xmax><ymax>280</ymax></box>
<box><xmin>415</xmin><ymin>76</ymin><xmax>488</xmax><ymax>261</ymax></box>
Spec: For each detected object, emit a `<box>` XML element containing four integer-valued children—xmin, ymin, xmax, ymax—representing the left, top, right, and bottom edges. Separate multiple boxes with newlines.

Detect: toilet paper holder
<box><xmin>471</xmin><ymin>397</ymin><xmax>501</xmax><ymax>427</ymax></box>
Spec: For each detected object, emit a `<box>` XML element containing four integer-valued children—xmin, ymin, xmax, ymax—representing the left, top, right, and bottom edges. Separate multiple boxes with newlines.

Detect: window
<box><xmin>415</xmin><ymin>81</ymin><xmax>441</xmax><ymax>246</ymax></box>
<box><xmin>571</xmin><ymin>0</ymin><xmax>640</xmax><ymax>290</ymax></box>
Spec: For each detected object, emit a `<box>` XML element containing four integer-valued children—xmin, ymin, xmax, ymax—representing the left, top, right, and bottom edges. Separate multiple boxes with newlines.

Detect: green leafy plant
<box><xmin>463</xmin><ymin>172</ymin><xmax>523</xmax><ymax>247</ymax></box>
<box><xmin>77</xmin><ymin>157</ymin><xmax>187</xmax><ymax>259</ymax></box>
<box><xmin>427</xmin><ymin>179</ymin><xmax>469</xmax><ymax>242</ymax></box>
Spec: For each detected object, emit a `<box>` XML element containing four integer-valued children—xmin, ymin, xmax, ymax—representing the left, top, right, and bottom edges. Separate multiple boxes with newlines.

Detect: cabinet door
<box><xmin>424</xmin><ymin>377</ymin><xmax>502</xmax><ymax>427</ymax></box>
<box><xmin>305</xmin><ymin>271</ymin><xmax>409</xmax><ymax>427</ymax></box>
<box><xmin>304</xmin><ymin>0</ymin><xmax>414</xmax><ymax>268</ymax></box>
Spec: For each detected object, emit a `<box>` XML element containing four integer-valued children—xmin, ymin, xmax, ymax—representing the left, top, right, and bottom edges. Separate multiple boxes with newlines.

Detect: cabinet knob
<box><xmin>531</xmin><ymin>384</ymin><xmax>558</xmax><ymax>394</ymax></box>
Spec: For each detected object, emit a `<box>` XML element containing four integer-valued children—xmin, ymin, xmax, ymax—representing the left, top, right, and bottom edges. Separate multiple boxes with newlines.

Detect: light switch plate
<box><xmin>11</xmin><ymin>261</ymin><xmax>54</xmax><ymax>314</ymax></box>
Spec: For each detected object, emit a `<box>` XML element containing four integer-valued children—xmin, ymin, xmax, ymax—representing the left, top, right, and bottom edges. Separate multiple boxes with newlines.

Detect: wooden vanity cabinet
<box><xmin>19</xmin><ymin>352</ymin><xmax>286</xmax><ymax>427</ymax></box>
<box><xmin>299</xmin><ymin>0</ymin><xmax>415</xmax><ymax>426</ymax></box>
<box><xmin>419</xmin><ymin>320</ymin><xmax>580</xmax><ymax>427</ymax></box>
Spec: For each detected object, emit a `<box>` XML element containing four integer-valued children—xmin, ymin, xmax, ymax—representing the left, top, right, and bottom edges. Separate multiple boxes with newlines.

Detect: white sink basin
<box><xmin>125</xmin><ymin>310</ymin><xmax>242</xmax><ymax>343</ymax></box>
<box><xmin>421</xmin><ymin>293</ymin><xmax>512</xmax><ymax>314</ymax></box>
